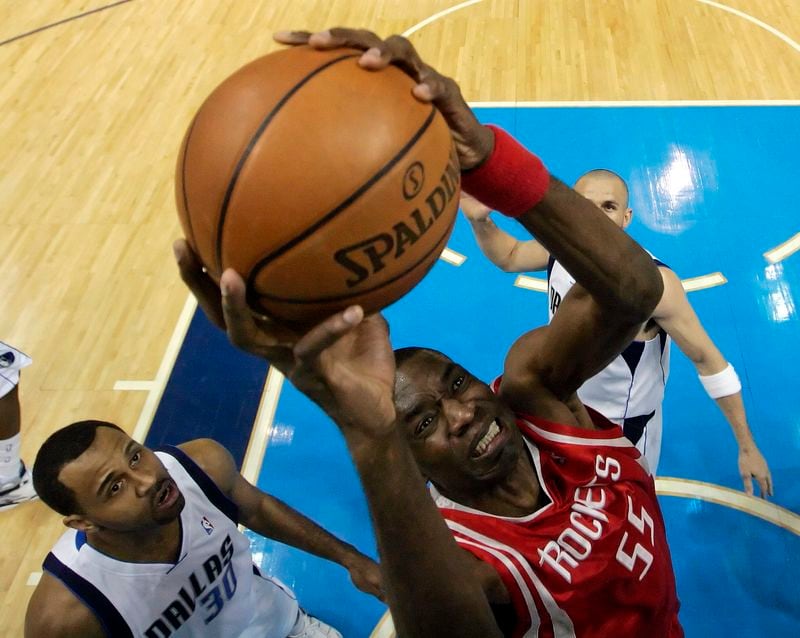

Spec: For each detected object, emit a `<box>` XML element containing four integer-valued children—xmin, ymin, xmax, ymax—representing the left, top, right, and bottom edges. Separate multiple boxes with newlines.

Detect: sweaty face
<box><xmin>574</xmin><ymin>174</ymin><xmax>631</xmax><ymax>228</ymax></box>
<box><xmin>59</xmin><ymin>427</ymin><xmax>185</xmax><ymax>531</ymax></box>
<box><xmin>395</xmin><ymin>351</ymin><xmax>523</xmax><ymax>497</ymax></box>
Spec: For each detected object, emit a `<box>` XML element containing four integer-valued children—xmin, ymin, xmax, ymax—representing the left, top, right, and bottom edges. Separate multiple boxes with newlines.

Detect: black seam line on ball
<box><xmin>214</xmin><ymin>52</ymin><xmax>360</xmax><ymax>273</ymax></box>
<box><xmin>257</xmin><ymin>209</ymin><xmax>454</xmax><ymax>304</ymax></box>
<box><xmin>246</xmin><ymin>104</ymin><xmax>438</xmax><ymax>292</ymax></box>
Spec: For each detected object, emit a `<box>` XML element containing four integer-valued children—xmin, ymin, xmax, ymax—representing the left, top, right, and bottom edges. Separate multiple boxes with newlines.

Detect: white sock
<box><xmin>0</xmin><ymin>433</ymin><xmax>22</xmax><ymax>484</ymax></box>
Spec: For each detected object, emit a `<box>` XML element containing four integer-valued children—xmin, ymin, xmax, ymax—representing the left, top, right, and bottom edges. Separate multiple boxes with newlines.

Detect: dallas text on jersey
<box><xmin>145</xmin><ymin>534</ymin><xmax>236</xmax><ymax>637</ymax></box>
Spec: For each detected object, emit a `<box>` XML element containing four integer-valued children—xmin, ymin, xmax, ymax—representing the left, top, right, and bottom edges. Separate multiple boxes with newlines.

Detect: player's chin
<box><xmin>151</xmin><ymin>491</ymin><xmax>186</xmax><ymax>524</ymax></box>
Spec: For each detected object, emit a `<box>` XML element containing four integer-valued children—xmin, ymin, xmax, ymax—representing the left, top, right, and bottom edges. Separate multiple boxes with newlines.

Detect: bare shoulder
<box><xmin>652</xmin><ymin>265</ymin><xmax>691</xmax><ymax>320</ymax></box>
<box><xmin>25</xmin><ymin>572</ymin><xmax>105</xmax><ymax>638</ymax></box>
<box><xmin>177</xmin><ymin>438</ymin><xmax>237</xmax><ymax>494</ymax></box>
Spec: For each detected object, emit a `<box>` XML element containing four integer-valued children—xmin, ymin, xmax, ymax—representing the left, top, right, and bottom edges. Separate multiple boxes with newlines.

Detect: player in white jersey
<box><xmin>25</xmin><ymin>420</ymin><xmax>381</xmax><ymax>637</ymax></box>
<box><xmin>547</xmin><ymin>253</ymin><xmax>671</xmax><ymax>470</ymax></box>
<box><xmin>0</xmin><ymin>340</ymin><xmax>37</xmax><ymax>509</ymax></box>
<box><xmin>462</xmin><ymin>171</ymin><xmax>772</xmax><ymax>495</ymax></box>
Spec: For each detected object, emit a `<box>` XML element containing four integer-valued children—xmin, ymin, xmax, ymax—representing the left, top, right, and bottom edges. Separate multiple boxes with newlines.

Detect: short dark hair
<box><xmin>33</xmin><ymin>420</ymin><xmax>124</xmax><ymax>515</ymax></box>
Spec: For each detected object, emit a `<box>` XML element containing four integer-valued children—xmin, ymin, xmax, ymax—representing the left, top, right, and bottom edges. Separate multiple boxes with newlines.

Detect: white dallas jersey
<box><xmin>547</xmin><ymin>256</ymin><xmax>671</xmax><ymax>472</ymax></box>
<box><xmin>45</xmin><ymin>447</ymin><xmax>299</xmax><ymax>638</ymax></box>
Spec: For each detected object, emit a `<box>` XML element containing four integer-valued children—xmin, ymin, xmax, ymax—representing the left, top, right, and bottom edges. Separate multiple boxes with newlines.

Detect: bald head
<box><xmin>574</xmin><ymin>169</ymin><xmax>632</xmax><ymax>229</ymax></box>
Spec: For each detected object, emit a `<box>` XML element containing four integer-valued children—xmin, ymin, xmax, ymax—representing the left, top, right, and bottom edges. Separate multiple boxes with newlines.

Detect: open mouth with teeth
<box><xmin>471</xmin><ymin>420</ymin><xmax>502</xmax><ymax>458</ymax></box>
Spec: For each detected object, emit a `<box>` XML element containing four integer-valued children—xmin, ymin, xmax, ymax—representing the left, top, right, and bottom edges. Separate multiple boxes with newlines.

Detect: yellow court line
<box><xmin>439</xmin><ymin>247</ymin><xmax>466</xmax><ymax>266</ymax></box>
<box><xmin>656</xmin><ymin>477</ymin><xmax>800</xmax><ymax>535</ymax></box>
<box><xmin>764</xmin><ymin>231</ymin><xmax>800</xmax><ymax>264</ymax></box>
<box><xmin>514</xmin><ymin>274</ymin><xmax>548</xmax><ymax>292</ymax></box>
<box><xmin>512</xmin><ymin>273</ymin><xmax>727</xmax><ymax>294</ymax></box>
<box><xmin>369</xmin><ymin>610</ymin><xmax>396</xmax><ymax>638</ymax></box>
<box><xmin>680</xmin><ymin>271</ymin><xmax>727</xmax><ymax>292</ymax></box>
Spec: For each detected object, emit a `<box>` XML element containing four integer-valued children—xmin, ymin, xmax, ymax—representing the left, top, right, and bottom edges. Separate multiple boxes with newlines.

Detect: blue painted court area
<box><xmin>159</xmin><ymin>105</ymin><xmax>799</xmax><ymax>636</ymax></box>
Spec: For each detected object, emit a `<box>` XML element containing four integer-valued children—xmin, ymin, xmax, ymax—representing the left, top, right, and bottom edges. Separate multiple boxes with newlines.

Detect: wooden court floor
<box><xmin>1</xmin><ymin>1</ymin><xmax>799</xmax><ymax>635</ymax></box>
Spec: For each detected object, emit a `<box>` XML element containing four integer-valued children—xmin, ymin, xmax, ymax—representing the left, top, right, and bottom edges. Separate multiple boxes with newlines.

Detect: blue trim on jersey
<box><xmin>157</xmin><ymin>445</ymin><xmax>239</xmax><ymax>524</ymax></box>
<box><xmin>546</xmin><ymin>254</ymin><xmax>555</xmax><ymax>280</ymax></box>
<box><xmin>75</xmin><ymin>530</ymin><xmax>87</xmax><ymax>550</ymax></box>
<box><xmin>620</xmin><ymin>339</ymin><xmax>646</xmax><ymax>375</ymax></box>
<box><xmin>43</xmin><ymin>552</ymin><xmax>134</xmax><ymax>638</ymax></box>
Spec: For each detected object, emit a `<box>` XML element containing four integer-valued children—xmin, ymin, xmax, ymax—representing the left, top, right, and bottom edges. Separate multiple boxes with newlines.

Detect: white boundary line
<box><xmin>695</xmin><ymin>0</ymin><xmax>800</xmax><ymax>53</ymax></box>
<box><xmin>240</xmin><ymin>367</ymin><xmax>285</xmax><ymax>483</ymax></box>
<box><xmin>401</xmin><ymin>0</ymin><xmax>486</xmax><ymax>38</ymax></box>
<box><xmin>130</xmin><ymin>294</ymin><xmax>197</xmax><ymax>442</ymax></box>
<box><xmin>113</xmin><ymin>380</ymin><xmax>154</xmax><ymax>391</ymax></box>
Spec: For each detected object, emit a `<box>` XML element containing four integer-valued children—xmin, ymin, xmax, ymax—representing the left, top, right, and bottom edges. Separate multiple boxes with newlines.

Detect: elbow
<box><xmin>621</xmin><ymin>267</ymin><xmax>664</xmax><ymax>324</ymax></box>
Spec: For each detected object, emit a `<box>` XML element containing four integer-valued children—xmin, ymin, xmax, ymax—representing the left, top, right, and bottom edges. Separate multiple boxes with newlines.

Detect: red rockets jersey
<box><xmin>430</xmin><ymin>392</ymin><xmax>683</xmax><ymax>638</ymax></box>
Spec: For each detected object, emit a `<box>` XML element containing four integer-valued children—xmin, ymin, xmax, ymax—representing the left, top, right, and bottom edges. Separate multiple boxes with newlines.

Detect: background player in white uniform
<box><xmin>177</xmin><ymin>27</ymin><xmax>686</xmax><ymax>637</ymax></box>
<box><xmin>25</xmin><ymin>420</ymin><xmax>381</xmax><ymax>637</ymax></box>
<box><xmin>462</xmin><ymin>173</ymin><xmax>772</xmax><ymax>495</ymax></box>
<box><xmin>0</xmin><ymin>340</ymin><xmax>37</xmax><ymax>509</ymax></box>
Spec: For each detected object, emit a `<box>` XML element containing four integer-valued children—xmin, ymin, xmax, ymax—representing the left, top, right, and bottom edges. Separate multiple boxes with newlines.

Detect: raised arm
<box><xmin>495</xmin><ymin>170</ymin><xmax>663</xmax><ymax>423</ymax></box>
<box><xmin>179</xmin><ymin>438</ymin><xmax>383</xmax><ymax>598</ymax></box>
<box><xmin>461</xmin><ymin>193</ymin><xmax>550</xmax><ymax>272</ymax></box>
<box><xmin>651</xmin><ymin>267</ymin><xmax>773</xmax><ymax>497</ymax></box>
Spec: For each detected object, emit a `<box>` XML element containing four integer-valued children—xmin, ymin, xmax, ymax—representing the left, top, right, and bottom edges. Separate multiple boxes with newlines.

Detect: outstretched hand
<box><xmin>174</xmin><ymin>239</ymin><xmax>397</xmax><ymax>437</ymax></box>
<box><xmin>738</xmin><ymin>446</ymin><xmax>773</xmax><ymax>498</ymax></box>
<box><xmin>273</xmin><ymin>28</ymin><xmax>494</xmax><ymax>171</ymax></box>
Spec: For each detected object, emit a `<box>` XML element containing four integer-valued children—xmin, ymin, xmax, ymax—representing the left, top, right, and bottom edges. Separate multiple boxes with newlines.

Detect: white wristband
<box><xmin>699</xmin><ymin>363</ymin><xmax>741</xmax><ymax>399</ymax></box>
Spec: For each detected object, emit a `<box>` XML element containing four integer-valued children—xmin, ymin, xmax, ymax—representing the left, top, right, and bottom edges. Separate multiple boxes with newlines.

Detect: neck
<box><xmin>85</xmin><ymin>517</ymin><xmax>182</xmax><ymax>563</ymax></box>
<box><xmin>442</xmin><ymin>445</ymin><xmax>544</xmax><ymax>517</ymax></box>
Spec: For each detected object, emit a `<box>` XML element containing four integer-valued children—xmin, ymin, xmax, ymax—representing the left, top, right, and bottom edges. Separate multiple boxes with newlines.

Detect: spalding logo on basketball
<box><xmin>176</xmin><ymin>46</ymin><xmax>459</xmax><ymax>326</ymax></box>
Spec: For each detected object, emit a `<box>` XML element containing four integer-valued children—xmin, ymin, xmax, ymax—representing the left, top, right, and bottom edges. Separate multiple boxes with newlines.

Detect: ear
<box><xmin>63</xmin><ymin>514</ymin><xmax>94</xmax><ymax>532</ymax></box>
<box><xmin>622</xmin><ymin>207</ymin><xmax>633</xmax><ymax>228</ymax></box>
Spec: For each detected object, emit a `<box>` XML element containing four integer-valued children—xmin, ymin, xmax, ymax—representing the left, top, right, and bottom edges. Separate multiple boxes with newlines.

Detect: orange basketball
<box><xmin>175</xmin><ymin>46</ymin><xmax>460</xmax><ymax>326</ymax></box>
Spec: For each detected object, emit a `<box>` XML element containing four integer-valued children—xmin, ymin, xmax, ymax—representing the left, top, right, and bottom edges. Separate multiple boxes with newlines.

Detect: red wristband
<box><xmin>460</xmin><ymin>125</ymin><xmax>550</xmax><ymax>218</ymax></box>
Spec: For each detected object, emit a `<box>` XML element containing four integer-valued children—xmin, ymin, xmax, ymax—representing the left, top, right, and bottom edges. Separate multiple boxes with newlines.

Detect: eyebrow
<box><xmin>96</xmin><ymin>438</ymin><xmax>137</xmax><ymax>497</ymax></box>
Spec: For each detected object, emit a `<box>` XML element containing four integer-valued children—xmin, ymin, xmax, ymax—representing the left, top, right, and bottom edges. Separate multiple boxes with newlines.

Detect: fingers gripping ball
<box><xmin>176</xmin><ymin>46</ymin><xmax>460</xmax><ymax>326</ymax></box>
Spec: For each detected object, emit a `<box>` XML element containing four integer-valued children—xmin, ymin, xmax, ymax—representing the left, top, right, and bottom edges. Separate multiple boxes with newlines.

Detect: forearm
<box><xmin>345</xmin><ymin>430</ymin><xmax>501</xmax><ymax>638</ymax></box>
<box><xmin>245</xmin><ymin>494</ymin><xmax>358</xmax><ymax>567</ymax></box>
<box><xmin>469</xmin><ymin>218</ymin><xmax>521</xmax><ymax>271</ymax></box>
<box><xmin>714</xmin><ymin>392</ymin><xmax>757</xmax><ymax>449</ymax></box>
<box><xmin>518</xmin><ymin>178</ymin><xmax>662</xmax><ymax>321</ymax></box>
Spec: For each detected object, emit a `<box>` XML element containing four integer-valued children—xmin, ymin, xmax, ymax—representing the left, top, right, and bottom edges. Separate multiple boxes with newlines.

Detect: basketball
<box><xmin>175</xmin><ymin>45</ymin><xmax>460</xmax><ymax>326</ymax></box>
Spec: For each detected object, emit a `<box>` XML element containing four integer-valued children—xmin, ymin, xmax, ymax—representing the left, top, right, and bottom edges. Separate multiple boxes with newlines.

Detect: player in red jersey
<box><xmin>177</xmin><ymin>28</ymin><xmax>683</xmax><ymax>638</ymax></box>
